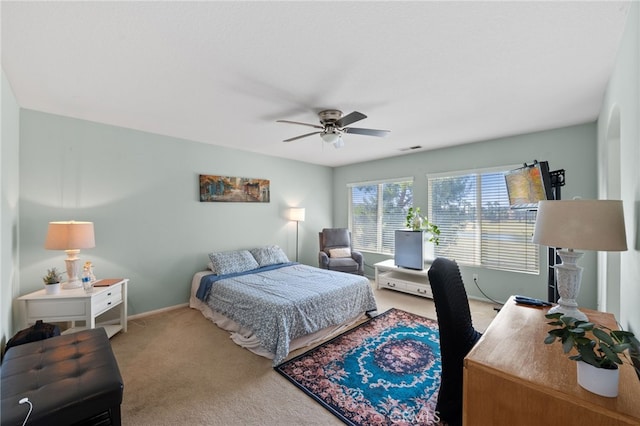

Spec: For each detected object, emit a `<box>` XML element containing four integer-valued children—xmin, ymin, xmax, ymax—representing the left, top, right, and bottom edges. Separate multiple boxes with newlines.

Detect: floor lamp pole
<box><xmin>289</xmin><ymin>207</ymin><xmax>305</xmax><ymax>263</ymax></box>
<box><xmin>295</xmin><ymin>220</ymin><xmax>300</xmax><ymax>262</ymax></box>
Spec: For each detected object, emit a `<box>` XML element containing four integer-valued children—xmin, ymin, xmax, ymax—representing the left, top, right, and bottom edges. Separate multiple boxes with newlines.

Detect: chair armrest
<box><xmin>351</xmin><ymin>250</ymin><xmax>364</xmax><ymax>275</ymax></box>
<box><xmin>318</xmin><ymin>251</ymin><xmax>330</xmax><ymax>269</ymax></box>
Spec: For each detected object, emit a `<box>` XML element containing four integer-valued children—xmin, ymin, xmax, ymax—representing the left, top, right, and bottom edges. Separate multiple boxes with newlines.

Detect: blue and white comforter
<box><xmin>197</xmin><ymin>263</ymin><xmax>377</xmax><ymax>365</ymax></box>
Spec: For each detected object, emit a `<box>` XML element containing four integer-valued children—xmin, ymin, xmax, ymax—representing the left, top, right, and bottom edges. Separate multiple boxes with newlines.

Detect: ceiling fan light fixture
<box><xmin>321</xmin><ymin>131</ymin><xmax>340</xmax><ymax>144</ymax></box>
<box><xmin>278</xmin><ymin>110</ymin><xmax>389</xmax><ymax>148</ymax></box>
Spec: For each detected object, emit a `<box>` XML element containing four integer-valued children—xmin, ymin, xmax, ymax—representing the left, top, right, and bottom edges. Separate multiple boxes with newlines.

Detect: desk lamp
<box><xmin>45</xmin><ymin>221</ymin><xmax>96</xmax><ymax>289</ymax></box>
<box><xmin>532</xmin><ymin>200</ymin><xmax>627</xmax><ymax>321</ymax></box>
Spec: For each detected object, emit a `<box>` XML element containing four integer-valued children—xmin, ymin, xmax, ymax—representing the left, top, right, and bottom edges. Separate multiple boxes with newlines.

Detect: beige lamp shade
<box><xmin>44</xmin><ymin>221</ymin><xmax>96</xmax><ymax>250</ymax></box>
<box><xmin>289</xmin><ymin>208</ymin><xmax>306</xmax><ymax>222</ymax></box>
<box><xmin>532</xmin><ymin>200</ymin><xmax>627</xmax><ymax>252</ymax></box>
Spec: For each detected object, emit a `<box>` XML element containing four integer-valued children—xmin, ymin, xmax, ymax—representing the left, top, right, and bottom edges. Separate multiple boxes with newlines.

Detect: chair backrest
<box><xmin>428</xmin><ymin>257</ymin><xmax>482</xmax><ymax>426</ymax></box>
<box><xmin>319</xmin><ymin>228</ymin><xmax>352</xmax><ymax>253</ymax></box>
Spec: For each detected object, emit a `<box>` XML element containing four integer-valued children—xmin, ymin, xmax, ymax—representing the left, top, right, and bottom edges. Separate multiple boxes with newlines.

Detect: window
<box><xmin>349</xmin><ymin>178</ymin><xmax>413</xmax><ymax>255</ymax></box>
<box><xmin>427</xmin><ymin>167</ymin><xmax>539</xmax><ymax>273</ymax></box>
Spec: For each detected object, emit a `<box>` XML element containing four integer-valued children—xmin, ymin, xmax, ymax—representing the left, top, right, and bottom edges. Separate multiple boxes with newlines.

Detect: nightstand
<box><xmin>18</xmin><ymin>278</ymin><xmax>129</xmax><ymax>338</ymax></box>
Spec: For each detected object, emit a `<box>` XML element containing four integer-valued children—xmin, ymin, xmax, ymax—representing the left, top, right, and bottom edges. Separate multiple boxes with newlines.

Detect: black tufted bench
<box><xmin>1</xmin><ymin>327</ymin><xmax>123</xmax><ymax>426</ymax></box>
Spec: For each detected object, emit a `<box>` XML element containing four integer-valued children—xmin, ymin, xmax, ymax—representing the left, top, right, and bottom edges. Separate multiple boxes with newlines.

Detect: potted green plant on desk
<box><xmin>544</xmin><ymin>312</ymin><xmax>640</xmax><ymax>397</ymax></box>
<box><xmin>43</xmin><ymin>267</ymin><xmax>63</xmax><ymax>295</ymax></box>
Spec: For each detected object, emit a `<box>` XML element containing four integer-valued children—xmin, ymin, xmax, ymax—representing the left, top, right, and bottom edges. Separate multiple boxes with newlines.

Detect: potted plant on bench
<box><xmin>406</xmin><ymin>207</ymin><xmax>440</xmax><ymax>245</ymax></box>
<box><xmin>43</xmin><ymin>267</ymin><xmax>63</xmax><ymax>295</ymax></box>
<box><xmin>544</xmin><ymin>312</ymin><xmax>640</xmax><ymax>397</ymax></box>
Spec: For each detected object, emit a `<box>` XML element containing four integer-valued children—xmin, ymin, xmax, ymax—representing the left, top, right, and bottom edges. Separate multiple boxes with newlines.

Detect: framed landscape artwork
<box><xmin>199</xmin><ymin>174</ymin><xmax>270</xmax><ymax>203</ymax></box>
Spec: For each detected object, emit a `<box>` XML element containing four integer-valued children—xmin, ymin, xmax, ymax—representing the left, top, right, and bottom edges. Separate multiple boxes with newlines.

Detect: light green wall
<box><xmin>334</xmin><ymin>123</ymin><xmax>598</xmax><ymax>307</ymax></box>
<box><xmin>9</xmin><ymin>107</ymin><xmax>599</xmax><ymax>327</ymax></box>
<box><xmin>598</xmin><ymin>2</ymin><xmax>640</xmax><ymax>335</ymax></box>
<box><xmin>18</xmin><ymin>110</ymin><xmax>332</xmax><ymax>317</ymax></box>
<box><xmin>1</xmin><ymin>70</ymin><xmax>20</xmax><ymax>352</ymax></box>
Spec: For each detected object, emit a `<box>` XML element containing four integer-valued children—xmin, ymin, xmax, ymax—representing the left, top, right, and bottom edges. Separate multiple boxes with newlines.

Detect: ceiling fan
<box><xmin>276</xmin><ymin>109</ymin><xmax>390</xmax><ymax>148</ymax></box>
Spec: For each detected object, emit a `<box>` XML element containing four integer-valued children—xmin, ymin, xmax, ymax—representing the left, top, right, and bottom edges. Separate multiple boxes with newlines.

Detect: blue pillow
<box><xmin>208</xmin><ymin>250</ymin><xmax>259</xmax><ymax>275</ymax></box>
<box><xmin>250</xmin><ymin>245</ymin><xmax>289</xmax><ymax>267</ymax></box>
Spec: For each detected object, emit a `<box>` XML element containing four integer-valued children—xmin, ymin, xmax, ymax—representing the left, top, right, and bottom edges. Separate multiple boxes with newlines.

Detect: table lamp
<box><xmin>289</xmin><ymin>207</ymin><xmax>305</xmax><ymax>262</ymax></box>
<box><xmin>45</xmin><ymin>221</ymin><xmax>96</xmax><ymax>289</ymax></box>
<box><xmin>532</xmin><ymin>200</ymin><xmax>627</xmax><ymax>321</ymax></box>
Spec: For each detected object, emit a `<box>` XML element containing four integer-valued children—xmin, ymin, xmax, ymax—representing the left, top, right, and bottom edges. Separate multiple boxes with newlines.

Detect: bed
<box><xmin>189</xmin><ymin>246</ymin><xmax>377</xmax><ymax>365</ymax></box>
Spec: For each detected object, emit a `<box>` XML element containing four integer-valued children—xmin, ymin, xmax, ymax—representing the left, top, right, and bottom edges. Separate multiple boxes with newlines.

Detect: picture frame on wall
<box><xmin>199</xmin><ymin>174</ymin><xmax>270</xmax><ymax>203</ymax></box>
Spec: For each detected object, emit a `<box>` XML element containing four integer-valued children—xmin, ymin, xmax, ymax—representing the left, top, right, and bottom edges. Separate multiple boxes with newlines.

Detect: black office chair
<box><xmin>428</xmin><ymin>257</ymin><xmax>482</xmax><ymax>426</ymax></box>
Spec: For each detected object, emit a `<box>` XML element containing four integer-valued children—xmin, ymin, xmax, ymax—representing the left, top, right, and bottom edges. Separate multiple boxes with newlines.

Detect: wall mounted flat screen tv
<box><xmin>505</xmin><ymin>161</ymin><xmax>554</xmax><ymax>210</ymax></box>
<box><xmin>394</xmin><ymin>230</ymin><xmax>424</xmax><ymax>270</ymax></box>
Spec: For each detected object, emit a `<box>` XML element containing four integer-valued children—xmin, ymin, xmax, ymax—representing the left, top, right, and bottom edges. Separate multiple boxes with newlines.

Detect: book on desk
<box><xmin>93</xmin><ymin>278</ymin><xmax>123</xmax><ymax>287</ymax></box>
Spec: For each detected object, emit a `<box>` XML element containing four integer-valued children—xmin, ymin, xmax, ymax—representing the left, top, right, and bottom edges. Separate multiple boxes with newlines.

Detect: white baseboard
<box><xmin>128</xmin><ymin>303</ymin><xmax>189</xmax><ymax>321</ymax></box>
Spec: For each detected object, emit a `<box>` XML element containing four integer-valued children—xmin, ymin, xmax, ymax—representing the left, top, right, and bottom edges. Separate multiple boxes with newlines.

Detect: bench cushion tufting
<box><xmin>1</xmin><ymin>327</ymin><xmax>123</xmax><ymax>426</ymax></box>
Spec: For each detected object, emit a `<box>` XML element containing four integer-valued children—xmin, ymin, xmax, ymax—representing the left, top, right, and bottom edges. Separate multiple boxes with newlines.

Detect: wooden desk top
<box><xmin>464</xmin><ymin>296</ymin><xmax>640</xmax><ymax>422</ymax></box>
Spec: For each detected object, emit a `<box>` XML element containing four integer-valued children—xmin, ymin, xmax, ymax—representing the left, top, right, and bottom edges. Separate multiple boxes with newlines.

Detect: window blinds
<box><xmin>428</xmin><ymin>169</ymin><xmax>539</xmax><ymax>274</ymax></box>
<box><xmin>349</xmin><ymin>179</ymin><xmax>413</xmax><ymax>255</ymax></box>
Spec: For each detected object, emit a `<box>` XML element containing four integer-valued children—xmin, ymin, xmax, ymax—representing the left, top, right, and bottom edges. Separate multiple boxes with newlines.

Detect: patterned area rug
<box><xmin>275</xmin><ymin>308</ymin><xmax>441</xmax><ymax>426</ymax></box>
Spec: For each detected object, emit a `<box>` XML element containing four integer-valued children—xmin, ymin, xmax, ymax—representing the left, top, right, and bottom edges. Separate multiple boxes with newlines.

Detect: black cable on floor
<box><xmin>473</xmin><ymin>276</ymin><xmax>503</xmax><ymax>310</ymax></box>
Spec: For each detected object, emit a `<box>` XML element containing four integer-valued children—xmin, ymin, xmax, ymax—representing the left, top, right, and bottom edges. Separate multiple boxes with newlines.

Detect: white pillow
<box><xmin>329</xmin><ymin>248</ymin><xmax>351</xmax><ymax>258</ymax></box>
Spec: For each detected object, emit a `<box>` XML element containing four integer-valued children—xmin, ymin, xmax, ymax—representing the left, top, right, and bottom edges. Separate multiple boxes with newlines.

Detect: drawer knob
<box><xmin>387</xmin><ymin>282</ymin><xmax>396</xmax><ymax>287</ymax></box>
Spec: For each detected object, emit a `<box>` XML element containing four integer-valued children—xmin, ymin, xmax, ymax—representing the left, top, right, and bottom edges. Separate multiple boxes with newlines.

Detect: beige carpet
<box><xmin>109</xmin><ymin>281</ymin><xmax>498</xmax><ymax>425</ymax></box>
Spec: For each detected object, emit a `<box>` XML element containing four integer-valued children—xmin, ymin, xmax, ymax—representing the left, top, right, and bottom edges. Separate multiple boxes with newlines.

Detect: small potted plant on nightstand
<box><xmin>43</xmin><ymin>267</ymin><xmax>63</xmax><ymax>295</ymax></box>
<box><xmin>544</xmin><ymin>312</ymin><xmax>640</xmax><ymax>397</ymax></box>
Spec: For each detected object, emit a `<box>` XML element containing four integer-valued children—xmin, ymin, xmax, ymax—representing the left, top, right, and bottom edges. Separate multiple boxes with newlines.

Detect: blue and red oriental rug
<box><xmin>275</xmin><ymin>308</ymin><xmax>442</xmax><ymax>425</ymax></box>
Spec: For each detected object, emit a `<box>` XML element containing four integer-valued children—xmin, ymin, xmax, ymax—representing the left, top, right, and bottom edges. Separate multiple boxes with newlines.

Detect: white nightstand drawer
<box><xmin>92</xmin><ymin>286</ymin><xmax>123</xmax><ymax>316</ymax></box>
<box><xmin>27</xmin><ymin>299</ymin><xmax>87</xmax><ymax>319</ymax></box>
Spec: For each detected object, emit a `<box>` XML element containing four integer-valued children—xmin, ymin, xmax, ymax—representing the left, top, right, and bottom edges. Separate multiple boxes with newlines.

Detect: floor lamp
<box><xmin>532</xmin><ymin>200</ymin><xmax>627</xmax><ymax>321</ymax></box>
<box><xmin>289</xmin><ymin>208</ymin><xmax>305</xmax><ymax>262</ymax></box>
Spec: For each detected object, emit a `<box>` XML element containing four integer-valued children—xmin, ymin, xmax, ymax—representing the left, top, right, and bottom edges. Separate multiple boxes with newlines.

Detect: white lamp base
<box><xmin>62</xmin><ymin>249</ymin><xmax>83</xmax><ymax>289</ymax></box>
<box><xmin>550</xmin><ymin>250</ymin><xmax>587</xmax><ymax>322</ymax></box>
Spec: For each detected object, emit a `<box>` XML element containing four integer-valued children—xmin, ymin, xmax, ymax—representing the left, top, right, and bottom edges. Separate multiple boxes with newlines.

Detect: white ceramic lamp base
<box><xmin>548</xmin><ymin>249</ymin><xmax>588</xmax><ymax>322</ymax></box>
<box><xmin>62</xmin><ymin>250</ymin><xmax>83</xmax><ymax>289</ymax></box>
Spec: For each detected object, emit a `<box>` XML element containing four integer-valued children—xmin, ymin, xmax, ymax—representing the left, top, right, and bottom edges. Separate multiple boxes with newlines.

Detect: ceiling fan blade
<box><xmin>276</xmin><ymin>120</ymin><xmax>324</xmax><ymax>130</ymax></box>
<box><xmin>343</xmin><ymin>127</ymin><xmax>391</xmax><ymax>137</ymax></box>
<box><xmin>335</xmin><ymin>111</ymin><xmax>367</xmax><ymax>128</ymax></box>
<box><xmin>283</xmin><ymin>131</ymin><xmax>322</xmax><ymax>142</ymax></box>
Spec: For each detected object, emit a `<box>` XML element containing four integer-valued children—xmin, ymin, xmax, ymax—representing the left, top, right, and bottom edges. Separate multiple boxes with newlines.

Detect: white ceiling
<box><xmin>1</xmin><ymin>1</ymin><xmax>631</xmax><ymax>167</ymax></box>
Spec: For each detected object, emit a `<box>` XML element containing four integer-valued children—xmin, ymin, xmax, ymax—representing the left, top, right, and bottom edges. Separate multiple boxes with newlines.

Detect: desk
<box><xmin>463</xmin><ymin>296</ymin><xmax>640</xmax><ymax>425</ymax></box>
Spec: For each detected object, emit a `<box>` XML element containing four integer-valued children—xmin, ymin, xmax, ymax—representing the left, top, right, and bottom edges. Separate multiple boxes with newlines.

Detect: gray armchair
<box><xmin>318</xmin><ymin>228</ymin><xmax>364</xmax><ymax>275</ymax></box>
